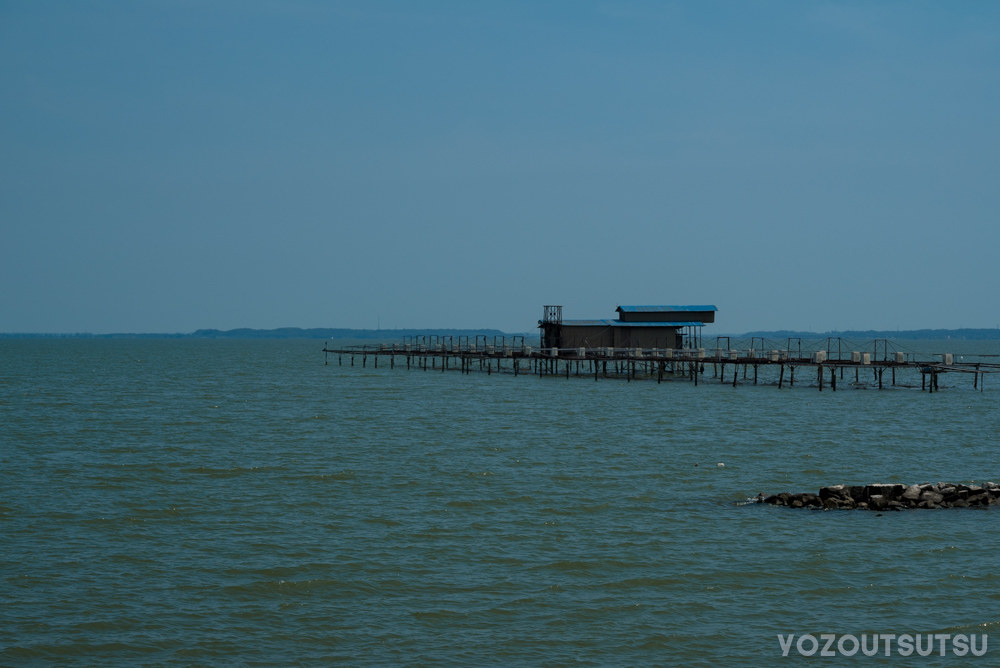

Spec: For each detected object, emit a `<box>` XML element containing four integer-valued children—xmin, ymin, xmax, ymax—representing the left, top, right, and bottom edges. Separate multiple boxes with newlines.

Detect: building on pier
<box><xmin>538</xmin><ymin>304</ymin><xmax>717</xmax><ymax>350</ymax></box>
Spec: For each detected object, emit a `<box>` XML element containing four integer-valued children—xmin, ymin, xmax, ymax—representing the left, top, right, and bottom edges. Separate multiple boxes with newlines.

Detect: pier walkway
<box><xmin>324</xmin><ymin>336</ymin><xmax>999</xmax><ymax>392</ymax></box>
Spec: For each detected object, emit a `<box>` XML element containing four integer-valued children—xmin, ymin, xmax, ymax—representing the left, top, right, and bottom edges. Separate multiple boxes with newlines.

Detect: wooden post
<box><xmin>374</xmin><ymin>354</ymin><xmax>378</xmax><ymax>368</ymax></box>
<box><xmin>892</xmin><ymin>367</ymin><xmax>895</xmax><ymax>386</ymax></box>
<box><xmin>818</xmin><ymin>364</ymin><xmax>823</xmax><ymax>391</ymax></box>
<box><xmin>733</xmin><ymin>365</ymin><xmax>738</xmax><ymax>387</ymax></box>
<box><xmin>922</xmin><ymin>373</ymin><xmax>926</xmax><ymax>391</ymax></box>
<box><xmin>878</xmin><ymin>368</ymin><xmax>883</xmax><ymax>390</ymax></box>
<box><xmin>325</xmin><ymin>348</ymin><xmax>328</xmax><ymax>365</ymax></box>
<box><xmin>831</xmin><ymin>366</ymin><xmax>836</xmax><ymax>391</ymax></box>
<box><xmin>754</xmin><ymin>365</ymin><xmax>758</xmax><ymax>385</ymax></box>
<box><xmin>779</xmin><ymin>364</ymin><xmax>784</xmax><ymax>389</ymax></box>
<box><xmin>790</xmin><ymin>366</ymin><xmax>795</xmax><ymax>387</ymax></box>
<box><xmin>720</xmin><ymin>362</ymin><xmax>726</xmax><ymax>384</ymax></box>
<box><xmin>363</xmin><ymin>354</ymin><xmax>366</xmax><ymax>368</ymax></box>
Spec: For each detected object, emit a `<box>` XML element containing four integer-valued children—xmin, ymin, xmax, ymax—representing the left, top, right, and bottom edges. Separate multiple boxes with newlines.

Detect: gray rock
<box><xmin>920</xmin><ymin>490</ymin><xmax>944</xmax><ymax>504</ymax></box>
<box><xmin>869</xmin><ymin>494</ymin><xmax>888</xmax><ymax>510</ymax></box>
<box><xmin>942</xmin><ymin>489</ymin><xmax>966</xmax><ymax>503</ymax></box>
<box><xmin>968</xmin><ymin>493</ymin><xmax>988</xmax><ymax>506</ymax></box>
<box><xmin>902</xmin><ymin>485</ymin><xmax>922</xmax><ymax>501</ymax></box>
<box><xmin>819</xmin><ymin>485</ymin><xmax>845</xmax><ymax>501</ymax></box>
<box><xmin>866</xmin><ymin>484</ymin><xmax>904</xmax><ymax>501</ymax></box>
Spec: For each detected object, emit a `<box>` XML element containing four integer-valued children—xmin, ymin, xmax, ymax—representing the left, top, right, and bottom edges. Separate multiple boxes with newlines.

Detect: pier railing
<box><xmin>323</xmin><ymin>338</ymin><xmax>1000</xmax><ymax>392</ymax></box>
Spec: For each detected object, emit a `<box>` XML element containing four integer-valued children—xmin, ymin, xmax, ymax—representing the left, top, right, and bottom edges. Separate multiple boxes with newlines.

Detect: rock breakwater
<box><xmin>759</xmin><ymin>482</ymin><xmax>1000</xmax><ymax>510</ymax></box>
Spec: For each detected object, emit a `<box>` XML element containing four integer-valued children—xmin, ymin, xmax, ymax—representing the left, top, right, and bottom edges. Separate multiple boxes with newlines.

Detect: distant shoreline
<box><xmin>0</xmin><ymin>327</ymin><xmax>514</xmax><ymax>340</ymax></box>
<box><xmin>2</xmin><ymin>327</ymin><xmax>1000</xmax><ymax>340</ymax></box>
<box><xmin>733</xmin><ymin>328</ymin><xmax>1000</xmax><ymax>341</ymax></box>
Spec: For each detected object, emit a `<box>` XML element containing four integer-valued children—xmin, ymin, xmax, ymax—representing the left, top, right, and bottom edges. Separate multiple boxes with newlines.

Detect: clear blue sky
<box><xmin>2</xmin><ymin>1</ymin><xmax>998</xmax><ymax>334</ymax></box>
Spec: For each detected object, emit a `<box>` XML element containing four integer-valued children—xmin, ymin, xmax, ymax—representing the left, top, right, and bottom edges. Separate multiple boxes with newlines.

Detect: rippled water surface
<box><xmin>2</xmin><ymin>339</ymin><xmax>999</xmax><ymax>666</ymax></box>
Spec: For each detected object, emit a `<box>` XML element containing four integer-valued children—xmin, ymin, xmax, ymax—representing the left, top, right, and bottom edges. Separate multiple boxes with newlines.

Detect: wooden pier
<box><xmin>323</xmin><ymin>336</ymin><xmax>998</xmax><ymax>393</ymax></box>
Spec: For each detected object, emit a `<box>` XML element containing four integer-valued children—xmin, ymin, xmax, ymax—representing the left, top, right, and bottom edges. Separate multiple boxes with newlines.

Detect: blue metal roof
<box><xmin>616</xmin><ymin>305</ymin><xmax>718</xmax><ymax>313</ymax></box>
<box><xmin>555</xmin><ymin>319</ymin><xmax>704</xmax><ymax>328</ymax></box>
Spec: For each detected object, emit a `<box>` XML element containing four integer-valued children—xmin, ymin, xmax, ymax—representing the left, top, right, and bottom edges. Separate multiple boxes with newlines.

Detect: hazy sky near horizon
<box><xmin>3</xmin><ymin>1</ymin><xmax>999</xmax><ymax>334</ymax></box>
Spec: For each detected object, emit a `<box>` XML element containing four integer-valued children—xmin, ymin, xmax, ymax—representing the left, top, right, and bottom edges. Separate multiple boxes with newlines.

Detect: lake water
<box><xmin>2</xmin><ymin>338</ymin><xmax>998</xmax><ymax>665</ymax></box>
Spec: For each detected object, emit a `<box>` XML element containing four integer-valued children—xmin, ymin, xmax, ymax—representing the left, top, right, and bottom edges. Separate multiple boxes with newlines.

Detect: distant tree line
<box><xmin>0</xmin><ymin>328</ymin><xmax>511</xmax><ymax>339</ymax></box>
<box><xmin>737</xmin><ymin>329</ymin><xmax>1000</xmax><ymax>341</ymax></box>
<box><xmin>4</xmin><ymin>327</ymin><xmax>998</xmax><ymax>340</ymax></box>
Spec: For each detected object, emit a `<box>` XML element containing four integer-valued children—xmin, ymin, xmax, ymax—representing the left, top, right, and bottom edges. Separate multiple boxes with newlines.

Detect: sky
<box><xmin>2</xmin><ymin>1</ymin><xmax>999</xmax><ymax>334</ymax></box>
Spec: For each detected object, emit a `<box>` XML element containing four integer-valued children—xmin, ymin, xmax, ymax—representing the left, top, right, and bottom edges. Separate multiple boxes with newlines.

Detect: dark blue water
<box><xmin>2</xmin><ymin>339</ymin><xmax>998</xmax><ymax>665</ymax></box>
